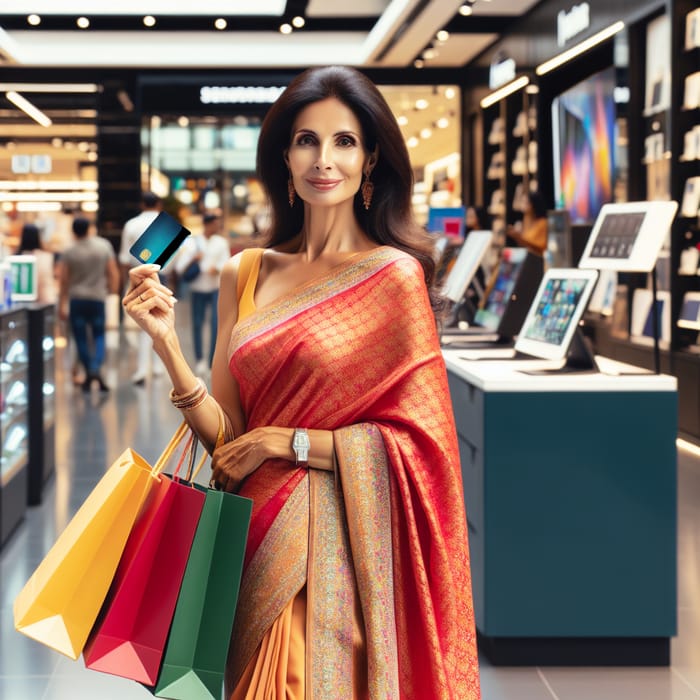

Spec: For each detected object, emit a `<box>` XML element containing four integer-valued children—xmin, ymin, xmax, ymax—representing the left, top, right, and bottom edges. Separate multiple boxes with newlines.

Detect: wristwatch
<box><xmin>292</xmin><ymin>428</ymin><xmax>310</xmax><ymax>466</ymax></box>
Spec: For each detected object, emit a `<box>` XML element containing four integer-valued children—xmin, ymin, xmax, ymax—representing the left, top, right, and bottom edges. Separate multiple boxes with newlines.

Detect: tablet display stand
<box><xmin>578</xmin><ymin>201</ymin><xmax>679</xmax><ymax>374</ymax></box>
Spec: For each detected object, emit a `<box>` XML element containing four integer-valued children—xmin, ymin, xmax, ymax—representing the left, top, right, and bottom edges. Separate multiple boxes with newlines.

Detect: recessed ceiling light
<box><xmin>77</xmin><ymin>17</ymin><xmax>90</xmax><ymax>29</ymax></box>
<box><xmin>420</xmin><ymin>128</ymin><xmax>432</xmax><ymax>139</ymax></box>
<box><xmin>214</xmin><ymin>18</ymin><xmax>227</xmax><ymax>30</ymax></box>
<box><xmin>459</xmin><ymin>5</ymin><xmax>473</xmax><ymax>16</ymax></box>
<box><xmin>177</xmin><ymin>116</ymin><xmax>189</xmax><ymax>127</ymax></box>
<box><xmin>143</xmin><ymin>16</ymin><xmax>156</xmax><ymax>28</ymax></box>
<box><xmin>397</xmin><ymin>115</ymin><xmax>409</xmax><ymax>126</ymax></box>
<box><xmin>436</xmin><ymin>30</ymin><xmax>449</xmax><ymax>42</ymax></box>
<box><xmin>292</xmin><ymin>16</ymin><xmax>305</xmax><ymax>28</ymax></box>
<box><xmin>279</xmin><ymin>23</ymin><xmax>292</xmax><ymax>34</ymax></box>
<box><xmin>444</xmin><ymin>87</ymin><xmax>456</xmax><ymax>99</ymax></box>
<box><xmin>407</xmin><ymin>137</ymin><xmax>419</xmax><ymax>148</ymax></box>
<box><xmin>415</xmin><ymin>98</ymin><xmax>429</xmax><ymax>110</ymax></box>
<box><xmin>414</xmin><ymin>59</ymin><xmax>425</xmax><ymax>69</ymax></box>
<box><xmin>27</xmin><ymin>14</ymin><xmax>41</xmax><ymax>26</ymax></box>
<box><xmin>436</xmin><ymin>117</ymin><xmax>449</xmax><ymax>129</ymax></box>
<box><xmin>422</xmin><ymin>48</ymin><xmax>437</xmax><ymax>60</ymax></box>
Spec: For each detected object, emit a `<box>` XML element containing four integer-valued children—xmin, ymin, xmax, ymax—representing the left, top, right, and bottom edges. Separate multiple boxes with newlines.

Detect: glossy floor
<box><xmin>1</xmin><ymin>321</ymin><xmax>699</xmax><ymax>699</ymax></box>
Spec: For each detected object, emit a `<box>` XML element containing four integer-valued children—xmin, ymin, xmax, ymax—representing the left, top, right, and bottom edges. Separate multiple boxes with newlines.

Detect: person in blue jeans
<box><xmin>58</xmin><ymin>217</ymin><xmax>120</xmax><ymax>392</ymax></box>
<box><xmin>174</xmin><ymin>213</ymin><xmax>230</xmax><ymax>376</ymax></box>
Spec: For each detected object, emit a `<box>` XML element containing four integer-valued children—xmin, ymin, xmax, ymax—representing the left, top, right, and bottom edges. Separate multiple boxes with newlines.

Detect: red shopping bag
<box><xmin>83</xmin><ymin>432</ymin><xmax>207</xmax><ymax>685</ymax></box>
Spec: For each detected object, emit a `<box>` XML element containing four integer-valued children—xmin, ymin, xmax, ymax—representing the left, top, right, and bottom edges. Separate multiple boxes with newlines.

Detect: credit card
<box><xmin>129</xmin><ymin>211</ymin><xmax>191</xmax><ymax>268</ymax></box>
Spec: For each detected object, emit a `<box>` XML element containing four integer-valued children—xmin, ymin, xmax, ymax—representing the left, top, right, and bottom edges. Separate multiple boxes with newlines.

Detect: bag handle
<box><xmin>152</xmin><ymin>421</ymin><xmax>190</xmax><ymax>476</ymax></box>
<box><xmin>192</xmin><ymin>402</ymin><xmax>226</xmax><ymax>481</ymax></box>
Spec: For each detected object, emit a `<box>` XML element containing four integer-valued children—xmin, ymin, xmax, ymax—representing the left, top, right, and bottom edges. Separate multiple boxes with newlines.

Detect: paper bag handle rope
<box><xmin>152</xmin><ymin>421</ymin><xmax>190</xmax><ymax>476</ymax></box>
<box><xmin>192</xmin><ymin>401</ymin><xmax>226</xmax><ymax>481</ymax></box>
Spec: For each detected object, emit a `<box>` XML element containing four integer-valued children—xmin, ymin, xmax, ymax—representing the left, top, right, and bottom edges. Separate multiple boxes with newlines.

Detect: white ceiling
<box><xmin>0</xmin><ymin>0</ymin><xmax>541</xmax><ymax>69</ymax></box>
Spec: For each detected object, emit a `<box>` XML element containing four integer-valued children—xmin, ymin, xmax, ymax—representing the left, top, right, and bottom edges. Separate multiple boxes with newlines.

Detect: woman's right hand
<box><xmin>122</xmin><ymin>264</ymin><xmax>177</xmax><ymax>341</ymax></box>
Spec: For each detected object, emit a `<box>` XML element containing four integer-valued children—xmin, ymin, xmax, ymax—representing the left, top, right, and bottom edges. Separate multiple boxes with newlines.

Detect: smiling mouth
<box><xmin>306</xmin><ymin>179</ymin><xmax>342</xmax><ymax>190</ymax></box>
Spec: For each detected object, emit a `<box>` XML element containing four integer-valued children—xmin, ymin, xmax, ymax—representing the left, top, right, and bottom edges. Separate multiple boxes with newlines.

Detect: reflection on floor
<box><xmin>1</xmin><ymin>318</ymin><xmax>700</xmax><ymax>700</ymax></box>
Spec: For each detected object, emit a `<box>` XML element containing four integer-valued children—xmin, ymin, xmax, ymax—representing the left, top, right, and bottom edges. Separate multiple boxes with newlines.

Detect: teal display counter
<box><xmin>444</xmin><ymin>352</ymin><xmax>678</xmax><ymax>666</ymax></box>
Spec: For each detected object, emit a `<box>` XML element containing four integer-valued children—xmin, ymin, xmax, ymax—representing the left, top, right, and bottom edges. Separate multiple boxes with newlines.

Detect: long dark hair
<box><xmin>18</xmin><ymin>223</ymin><xmax>41</xmax><ymax>253</ymax></box>
<box><xmin>256</xmin><ymin>66</ymin><xmax>440</xmax><ymax>311</ymax></box>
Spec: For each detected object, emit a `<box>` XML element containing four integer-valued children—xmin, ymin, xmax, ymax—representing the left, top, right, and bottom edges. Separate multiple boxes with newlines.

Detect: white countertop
<box><xmin>443</xmin><ymin>350</ymin><xmax>678</xmax><ymax>392</ymax></box>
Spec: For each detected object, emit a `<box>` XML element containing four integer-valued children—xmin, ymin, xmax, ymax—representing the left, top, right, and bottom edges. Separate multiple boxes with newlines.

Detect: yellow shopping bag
<box><xmin>13</xmin><ymin>423</ymin><xmax>189</xmax><ymax>660</ymax></box>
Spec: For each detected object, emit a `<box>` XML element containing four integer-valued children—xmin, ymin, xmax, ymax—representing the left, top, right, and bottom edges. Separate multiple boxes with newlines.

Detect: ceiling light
<box><xmin>526</xmin><ymin>84</ymin><xmax>540</xmax><ymax>94</ymax></box>
<box><xmin>397</xmin><ymin>115</ymin><xmax>408</xmax><ymax>126</ymax></box>
<box><xmin>87</xmin><ymin>152</ymin><xmax>98</xmax><ymax>162</ymax></box>
<box><xmin>5</xmin><ymin>91</ymin><xmax>52</xmax><ymax>127</ymax></box>
<box><xmin>214</xmin><ymin>18</ymin><xmax>227</xmax><ymax>30</ymax></box>
<box><xmin>27</xmin><ymin>14</ymin><xmax>41</xmax><ymax>26</ymax></box>
<box><xmin>413</xmin><ymin>59</ymin><xmax>425</xmax><ymax>68</ymax></box>
<box><xmin>436</xmin><ymin>117</ymin><xmax>449</xmax><ymax>129</ymax></box>
<box><xmin>407</xmin><ymin>137</ymin><xmax>419</xmax><ymax>148</ymax></box>
<box><xmin>0</xmin><ymin>83</ymin><xmax>98</xmax><ymax>93</ymax></box>
<box><xmin>422</xmin><ymin>47</ymin><xmax>437</xmax><ymax>60</ymax></box>
<box><xmin>279</xmin><ymin>23</ymin><xmax>292</xmax><ymax>34</ymax></box>
<box><xmin>17</xmin><ymin>202</ymin><xmax>62</xmax><ymax>213</ymax></box>
<box><xmin>143</xmin><ymin>15</ymin><xmax>156</xmax><ymax>27</ymax></box>
<box><xmin>415</xmin><ymin>99</ymin><xmax>429</xmax><ymax>110</ymax></box>
<box><xmin>0</xmin><ymin>180</ymin><xmax>97</xmax><ymax>190</ymax></box>
<box><xmin>420</xmin><ymin>128</ymin><xmax>432</xmax><ymax>139</ymax></box>
<box><xmin>535</xmin><ymin>21</ymin><xmax>625</xmax><ymax>75</ymax></box>
<box><xmin>51</xmin><ymin>138</ymin><xmax>63</xmax><ymax>148</ymax></box>
<box><xmin>292</xmin><ymin>16</ymin><xmax>305</xmax><ymax>28</ymax></box>
<box><xmin>480</xmin><ymin>75</ymin><xmax>530</xmax><ymax>108</ymax></box>
<box><xmin>436</xmin><ymin>30</ymin><xmax>449</xmax><ymax>42</ymax></box>
<box><xmin>459</xmin><ymin>5</ymin><xmax>473</xmax><ymax>16</ymax></box>
<box><xmin>77</xmin><ymin>17</ymin><xmax>90</xmax><ymax>29</ymax></box>
<box><xmin>444</xmin><ymin>87</ymin><xmax>456</xmax><ymax>99</ymax></box>
<box><xmin>177</xmin><ymin>116</ymin><xmax>189</xmax><ymax>127</ymax></box>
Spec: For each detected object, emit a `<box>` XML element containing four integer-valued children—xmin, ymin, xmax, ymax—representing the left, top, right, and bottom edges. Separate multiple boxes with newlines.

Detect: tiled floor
<box><xmin>1</xmin><ymin>309</ymin><xmax>699</xmax><ymax>699</ymax></box>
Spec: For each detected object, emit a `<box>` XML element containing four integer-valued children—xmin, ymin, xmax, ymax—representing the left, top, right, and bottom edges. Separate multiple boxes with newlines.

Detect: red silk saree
<box><xmin>225</xmin><ymin>246</ymin><xmax>480</xmax><ymax>699</ymax></box>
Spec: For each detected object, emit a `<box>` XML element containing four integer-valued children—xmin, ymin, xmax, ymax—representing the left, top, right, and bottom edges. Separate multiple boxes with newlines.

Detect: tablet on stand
<box><xmin>578</xmin><ymin>201</ymin><xmax>679</xmax><ymax>373</ymax></box>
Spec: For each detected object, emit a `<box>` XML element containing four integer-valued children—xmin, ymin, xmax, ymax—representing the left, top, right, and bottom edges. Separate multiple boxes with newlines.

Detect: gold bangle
<box><xmin>170</xmin><ymin>378</ymin><xmax>208</xmax><ymax>411</ymax></box>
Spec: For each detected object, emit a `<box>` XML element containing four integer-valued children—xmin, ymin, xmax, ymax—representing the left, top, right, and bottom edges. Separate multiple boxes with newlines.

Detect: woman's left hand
<box><xmin>210</xmin><ymin>426</ymin><xmax>292</xmax><ymax>492</ymax></box>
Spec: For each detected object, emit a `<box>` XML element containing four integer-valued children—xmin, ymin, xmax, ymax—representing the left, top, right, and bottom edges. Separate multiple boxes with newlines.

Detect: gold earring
<box><xmin>361</xmin><ymin>177</ymin><xmax>374</xmax><ymax>210</ymax></box>
<box><xmin>288</xmin><ymin>175</ymin><xmax>296</xmax><ymax>207</ymax></box>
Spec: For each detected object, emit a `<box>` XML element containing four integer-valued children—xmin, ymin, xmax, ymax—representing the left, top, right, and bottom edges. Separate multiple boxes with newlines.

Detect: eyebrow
<box><xmin>293</xmin><ymin>128</ymin><xmax>361</xmax><ymax>138</ymax></box>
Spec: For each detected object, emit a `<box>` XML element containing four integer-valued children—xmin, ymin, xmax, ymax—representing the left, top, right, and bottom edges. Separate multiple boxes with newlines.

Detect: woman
<box><xmin>124</xmin><ymin>66</ymin><xmax>480</xmax><ymax>699</ymax></box>
<box><xmin>507</xmin><ymin>190</ymin><xmax>548</xmax><ymax>255</ymax></box>
<box><xmin>17</xmin><ymin>222</ymin><xmax>57</xmax><ymax>304</ymax></box>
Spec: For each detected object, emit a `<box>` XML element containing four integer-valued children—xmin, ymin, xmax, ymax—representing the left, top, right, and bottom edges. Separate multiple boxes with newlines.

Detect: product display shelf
<box><xmin>505</xmin><ymin>89</ymin><xmax>538</xmax><ymax>225</ymax></box>
<box><xmin>26</xmin><ymin>303</ymin><xmax>56</xmax><ymax>506</ymax></box>
<box><xmin>670</xmin><ymin>0</ymin><xmax>700</xmax><ymax>353</ymax></box>
<box><xmin>0</xmin><ymin>308</ymin><xmax>29</xmax><ymax>547</ymax></box>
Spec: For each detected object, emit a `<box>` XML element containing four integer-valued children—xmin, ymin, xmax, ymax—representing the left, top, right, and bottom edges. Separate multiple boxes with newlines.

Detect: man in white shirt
<box><xmin>118</xmin><ymin>191</ymin><xmax>164</xmax><ymax>385</ymax></box>
<box><xmin>175</xmin><ymin>213</ymin><xmax>230</xmax><ymax>376</ymax></box>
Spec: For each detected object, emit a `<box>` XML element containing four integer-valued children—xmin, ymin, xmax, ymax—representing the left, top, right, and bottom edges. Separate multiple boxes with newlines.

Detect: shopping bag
<box><xmin>152</xmin><ymin>486</ymin><xmax>253</xmax><ymax>699</ymax></box>
<box><xmin>83</xmin><ymin>432</ymin><xmax>207</xmax><ymax>685</ymax></box>
<box><xmin>13</xmin><ymin>423</ymin><xmax>189</xmax><ymax>660</ymax></box>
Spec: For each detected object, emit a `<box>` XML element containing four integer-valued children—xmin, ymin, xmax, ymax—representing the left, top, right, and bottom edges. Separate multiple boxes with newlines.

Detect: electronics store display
<box><xmin>630</xmin><ymin>288</ymin><xmax>671</xmax><ymax>345</ymax></box>
<box><xmin>677</xmin><ymin>292</ymin><xmax>700</xmax><ymax>331</ymax></box>
<box><xmin>459</xmin><ymin>268</ymin><xmax>599</xmax><ymax>367</ymax></box>
<box><xmin>578</xmin><ymin>201</ymin><xmax>679</xmax><ymax>272</ymax></box>
<box><xmin>442</xmin><ymin>231</ymin><xmax>493</xmax><ymax>303</ymax></box>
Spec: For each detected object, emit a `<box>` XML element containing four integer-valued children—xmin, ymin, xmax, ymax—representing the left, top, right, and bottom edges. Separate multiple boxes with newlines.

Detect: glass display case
<box><xmin>0</xmin><ymin>308</ymin><xmax>29</xmax><ymax>546</ymax></box>
<box><xmin>27</xmin><ymin>304</ymin><xmax>55</xmax><ymax>506</ymax></box>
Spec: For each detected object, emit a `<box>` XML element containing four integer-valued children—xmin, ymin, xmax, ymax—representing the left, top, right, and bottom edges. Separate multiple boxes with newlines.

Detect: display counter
<box><xmin>0</xmin><ymin>308</ymin><xmax>29</xmax><ymax>546</ymax></box>
<box><xmin>443</xmin><ymin>351</ymin><xmax>678</xmax><ymax>666</ymax></box>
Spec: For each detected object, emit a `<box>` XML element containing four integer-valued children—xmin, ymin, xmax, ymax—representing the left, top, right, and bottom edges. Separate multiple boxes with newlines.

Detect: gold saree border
<box><xmin>225</xmin><ymin>479</ymin><xmax>309</xmax><ymax>693</ymax></box>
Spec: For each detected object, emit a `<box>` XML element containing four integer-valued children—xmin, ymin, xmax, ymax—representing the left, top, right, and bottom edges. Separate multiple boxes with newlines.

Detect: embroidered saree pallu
<box><xmin>83</xmin><ymin>432</ymin><xmax>208</xmax><ymax>685</ymax></box>
<box><xmin>152</xmin><ymin>486</ymin><xmax>252</xmax><ymax>700</ymax></box>
<box><xmin>13</xmin><ymin>423</ymin><xmax>190</xmax><ymax>660</ymax></box>
<box><xmin>224</xmin><ymin>247</ymin><xmax>481</xmax><ymax>699</ymax></box>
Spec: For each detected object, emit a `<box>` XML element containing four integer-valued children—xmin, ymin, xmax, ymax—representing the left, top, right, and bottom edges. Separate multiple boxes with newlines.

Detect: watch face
<box><xmin>294</xmin><ymin>431</ymin><xmax>310</xmax><ymax>449</ymax></box>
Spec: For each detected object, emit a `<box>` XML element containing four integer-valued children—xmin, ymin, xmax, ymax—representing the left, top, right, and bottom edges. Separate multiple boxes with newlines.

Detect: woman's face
<box><xmin>286</xmin><ymin>97</ymin><xmax>371</xmax><ymax>209</ymax></box>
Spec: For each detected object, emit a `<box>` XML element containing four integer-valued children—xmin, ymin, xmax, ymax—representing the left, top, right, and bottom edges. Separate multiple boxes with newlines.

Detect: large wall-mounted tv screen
<box><xmin>552</xmin><ymin>66</ymin><xmax>617</xmax><ymax>225</ymax></box>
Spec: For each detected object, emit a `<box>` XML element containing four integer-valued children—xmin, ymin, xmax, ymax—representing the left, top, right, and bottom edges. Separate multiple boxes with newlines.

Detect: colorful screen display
<box><xmin>474</xmin><ymin>247</ymin><xmax>527</xmax><ymax>330</ymax></box>
<box><xmin>552</xmin><ymin>66</ymin><xmax>617</xmax><ymax>225</ymax></box>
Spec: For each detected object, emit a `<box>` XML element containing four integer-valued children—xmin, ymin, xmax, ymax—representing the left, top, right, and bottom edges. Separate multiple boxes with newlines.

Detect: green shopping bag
<box><xmin>152</xmin><ymin>486</ymin><xmax>252</xmax><ymax>700</ymax></box>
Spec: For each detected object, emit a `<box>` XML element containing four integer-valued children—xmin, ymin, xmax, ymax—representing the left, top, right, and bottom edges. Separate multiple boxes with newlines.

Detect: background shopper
<box><xmin>58</xmin><ymin>217</ymin><xmax>119</xmax><ymax>392</ymax></box>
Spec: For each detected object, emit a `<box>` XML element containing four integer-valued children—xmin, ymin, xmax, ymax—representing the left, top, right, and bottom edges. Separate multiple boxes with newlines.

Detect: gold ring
<box><xmin>139</xmin><ymin>294</ymin><xmax>145</xmax><ymax>303</ymax></box>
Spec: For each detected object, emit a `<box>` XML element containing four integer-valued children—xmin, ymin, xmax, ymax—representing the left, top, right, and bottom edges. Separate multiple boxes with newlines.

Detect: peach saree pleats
<box><xmin>226</xmin><ymin>247</ymin><xmax>480</xmax><ymax>700</ymax></box>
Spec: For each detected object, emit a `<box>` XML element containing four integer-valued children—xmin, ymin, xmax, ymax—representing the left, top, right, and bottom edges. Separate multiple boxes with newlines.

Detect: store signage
<box><xmin>557</xmin><ymin>2</ymin><xmax>591</xmax><ymax>47</ymax></box>
<box><xmin>199</xmin><ymin>85</ymin><xmax>285</xmax><ymax>105</ymax></box>
<box><xmin>489</xmin><ymin>56</ymin><xmax>516</xmax><ymax>89</ymax></box>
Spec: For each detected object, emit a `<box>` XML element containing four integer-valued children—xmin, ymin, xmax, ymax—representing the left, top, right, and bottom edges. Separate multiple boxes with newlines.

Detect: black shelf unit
<box><xmin>0</xmin><ymin>308</ymin><xmax>29</xmax><ymax>546</ymax></box>
<box><xmin>26</xmin><ymin>304</ymin><xmax>56</xmax><ymax>506</ymax></box>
